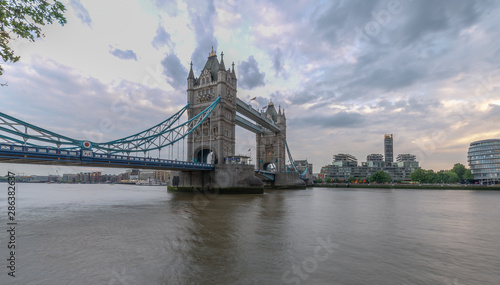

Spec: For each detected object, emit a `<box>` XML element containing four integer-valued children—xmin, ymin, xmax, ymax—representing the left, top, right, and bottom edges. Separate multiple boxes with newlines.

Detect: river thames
<box><xmin>1</xmin><ymin>184</ymin><xmax>499</xmax><ymax>284</ymax></box>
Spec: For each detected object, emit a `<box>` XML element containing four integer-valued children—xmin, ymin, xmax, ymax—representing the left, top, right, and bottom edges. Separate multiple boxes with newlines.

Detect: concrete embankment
<box><xmin>313</xmin><ymin>184</ymin><xmax>500</xmax><ymax>190</ymax></box>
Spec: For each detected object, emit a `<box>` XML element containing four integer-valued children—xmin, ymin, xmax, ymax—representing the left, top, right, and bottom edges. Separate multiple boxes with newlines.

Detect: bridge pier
<box><xmin>272</xmin><ymin>172</ymin><xmax>307</xmax><ymax>189</ymax></box>
<box><xmin>168</xmin><ymin>165</ymin><xmax>263</xmax><ymax>194</ymax></box>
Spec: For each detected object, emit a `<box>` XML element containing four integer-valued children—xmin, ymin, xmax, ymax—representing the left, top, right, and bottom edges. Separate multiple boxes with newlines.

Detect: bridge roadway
<box><xmin>0</xmin><ymin>143</ymin><xmax>213</xmax><ymax>171</ymax></box>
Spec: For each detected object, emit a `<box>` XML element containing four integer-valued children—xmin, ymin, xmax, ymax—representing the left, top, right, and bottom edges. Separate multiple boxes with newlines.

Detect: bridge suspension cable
<box><xmin>285</xmin><ymin>140</ymin><xmax>299</xmax><ymax>173</ymax></box>
<box><xmin>0</xmin><ymin>97</ymin><xmax>220</xmax><ymax>155</ymax></box>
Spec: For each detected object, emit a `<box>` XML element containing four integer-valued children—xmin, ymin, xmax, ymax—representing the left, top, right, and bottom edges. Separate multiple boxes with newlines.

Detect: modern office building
<box><xmin>384</xmin><ymin>134</ymin><xmax>393</xmax><ymax>164</ymax></box>
<box><xmin>467</xmin><ymin>139</ymin><xmax>500</xmax><ymax>185</ymax></box>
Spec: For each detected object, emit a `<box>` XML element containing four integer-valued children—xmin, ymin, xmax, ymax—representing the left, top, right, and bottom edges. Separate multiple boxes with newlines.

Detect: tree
<box><xmin>1</xmin><ymin>0</ymin><xmax>67</xmax><ymax>75</ymax></box>
<box><xmin>369</xmin><ymin>170</ymin><xmax>392</xmax><ymax>183</ymax></box>
<box><xmin>436</xmin><ymin>171</ymin><xmax>447</xmax><ymax>184</ymax></box>
<box><xmin>444</xmin><ymin>171</ymin><xmax>460</xmax><ymax>183</ymax></box>
<box><xmin>410</xmin><ymin>168</ymin><xmax>426</xmax><ymax>183</ymax></box>
<box><xmin>348</xmin><ymin>176</ymin><xmax>357</xmax><ymax>183</ymax></box>
<box><xmin>325</xmin><ymin>177</ymin><xmax>332</xmax><ymax>183</ymax></box>
<box><xmin>424</xmin><ymin>170</ymin><xmax>438</xmax><ymax>184</ymax></box>
<box><xmin>463</xmin><ymin>169</ymin><xmax>474</xmax><ymax>180</ymax></box>
<box><xmin>314</xmin><ymin>178</ymin><xmax>323</xmax><ymax>184</ymax></box>
<box><xmin>451</xmin><ymin>163</ymin><xmax>467</xmax><ymax>180</ymax></box>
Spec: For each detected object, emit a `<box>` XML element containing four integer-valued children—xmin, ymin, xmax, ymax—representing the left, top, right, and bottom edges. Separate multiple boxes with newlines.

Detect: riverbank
<box><xmin>313</xmin><ymin>183</ymin><xmax>500</xmax><ymax>190</ymax></box>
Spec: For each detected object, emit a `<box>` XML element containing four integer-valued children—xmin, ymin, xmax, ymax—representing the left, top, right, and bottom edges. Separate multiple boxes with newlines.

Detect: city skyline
<box><xmin>1</xmin><ymin>0</ymin><xmax>500</xmax><ymax>176</ymax></box>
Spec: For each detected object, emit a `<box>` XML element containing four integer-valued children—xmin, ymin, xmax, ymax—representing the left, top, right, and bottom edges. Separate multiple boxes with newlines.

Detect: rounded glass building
<box><xmin>467</xmin><ymin>139</ymin><xmax>500</xmax><ymax>185</ymax></box>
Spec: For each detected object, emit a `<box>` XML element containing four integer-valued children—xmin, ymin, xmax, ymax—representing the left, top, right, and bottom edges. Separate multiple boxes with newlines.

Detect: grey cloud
<box><xmin>395</xmin><ymin>0</ymin><xmax>494</xmax><ymax>47</ymax></box>
<box><xmin>1</xmin><ymin>58</ymin><xmax>185</xmax><ymax>142</ymax></box>
<box><xmin>374</xmin><ymin>97</ymin><xmax>442</xmax><ymax>115</ymax></box>
<box><xmin>153</xmin><ymin>0</ymin><xmax>178</xmax><ymax>17</ymax></box>
<box><xmin>151</xmin><ymin>25</ymin><xmax>173</xmax><ymax>50</ymax></box>
<box><xmin>314</xmin><ymin>0</ymin><xmax>381</xmax><ymax>43</ymax></box>
<box><xmin>70</xmin><ymin>0</ymin><xmax>92</xmax><ymax>27</ymax></box>
<box><xmin>187</xmin><ymin>0</ymin><xmax>217</xmax><ymax>72</ymax></box>
<box><xmin>238</xmin><ymin>56</ymin><xmax>265</xmax><ymax>90</ymax></box>
<box><xmin>292</xmin><ymin>111</ymin><xmax>365</xmax><ymax>128</ymax></box>
<box><xmin>109</xmin><ymin>47</ymin><xmax>138</xmax><ymax>61</ymax></box>
<box><xmin>352</xmin><ymin>66</ymin><xmax>423</xmax><ymax>91</ymax></box>
<box><xmin>289</xmin><ymin>89</ymin><xmax>337</xmax><ymax>106</ymax></box>
<box><xmin>273</xmin><ymin>48</ymin><xmax>286</xmax><ymax>78</ymax></box>
<box><xmin>161</xmin><ymin>53</ymin><xmax>188</xmax><ymax>90</ymax></box>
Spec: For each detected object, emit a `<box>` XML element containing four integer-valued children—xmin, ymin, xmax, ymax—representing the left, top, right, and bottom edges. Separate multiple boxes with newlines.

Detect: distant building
<box><xmin>62</xmin><ymin>173</ymin><xmax>77</xmax><ymax>183</ymax></box>
<box><xmin>130</xmin><ymin>169</ymin><xmax>140</xmax><ymax>180</ymax></box>
<box><xmin>90</xmin><ymin>172</ymin><xmax>101</xmax><ymax>183</ymax></box>
<box><xmin>154</xmin><ymin>170</ymin><xmax>170</xmax><ymax>182</ymax></box>
<box><xmin>384</xmin><ymin>134</ymin><xmax>393</xmax><ymax>164</ymax></box>
<box><xmin>333</xmin><ymin>153</ymin><xmax>357</xmax><ymax>163</ymax></box>
<box><xmin>292</xmin><ymin>159</ymin><xmax>313</xmax><ymax>182</ymax></box>
<box><xmin>139</xmin><ymin>171</ymin><xmax>155</xmax><ymax>180</ymax></box>
<box><xmin>321</xmin><ymin>154</ymin><xmax>359</xmax><ymax>181</ymax></box>
<box><xmin>27</xmin><ymin>175</ymin><xmax>49</xmax><ymax>182</ymax></box>
<box><xmin>319</xmin><ymin>135</ymin><xmax>419</xmax><ymax>182</ymax></box>
<box><xmin>468</xmin><ymin>139</ymin><xmax>500</xmax><ymax>185</ymax></box>
<box><xmin>367</xmin><ymin>154</ymin><xmax>384</xmax><ymax>162</ymax></box>
<box><xmin>397</xmin><ymin>154</ymin><xmax>416</xmax><ymax>162</ymax></box>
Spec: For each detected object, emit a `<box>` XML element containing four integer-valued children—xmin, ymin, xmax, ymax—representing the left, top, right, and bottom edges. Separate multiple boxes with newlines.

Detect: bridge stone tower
<box><xmin>187</xmin><ymin>48</ymin><xmax>237</xmax><ymax>164</ymax></box>
<box><xmin>256</xmin><ymin>101</ymin><xmax>287</xmax><ymax>172</ymax></box>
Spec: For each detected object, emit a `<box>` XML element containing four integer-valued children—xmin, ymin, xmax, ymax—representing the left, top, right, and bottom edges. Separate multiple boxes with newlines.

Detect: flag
<box><xmin>250</xmin><ymin>97</ymin><xmax>257</xmax><ymax>100</ymax></box>
<box><xmin>262</xmin><ymin>106</ymin><xmax>267</xmax><ymax>110</ymax></box>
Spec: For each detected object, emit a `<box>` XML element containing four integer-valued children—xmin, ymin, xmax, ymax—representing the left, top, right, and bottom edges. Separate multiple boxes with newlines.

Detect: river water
<box><xmin>0</xmin><ymin>184</ymin><xmax>499</xmax><ymax>285</ymax></box>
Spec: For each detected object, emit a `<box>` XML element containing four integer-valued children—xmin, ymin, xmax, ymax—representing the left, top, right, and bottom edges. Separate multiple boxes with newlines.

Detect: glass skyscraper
<box><xmin>467</xmin><ymin>139</ymin><xmax>500</xmax><ymax>185</ymax></box>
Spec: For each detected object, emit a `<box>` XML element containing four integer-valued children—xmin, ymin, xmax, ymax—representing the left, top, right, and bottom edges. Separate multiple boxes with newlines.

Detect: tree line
<box><xmin>409</xmin><ymin>163</ymin><xmax>473</xmax><ymax>184</ymax></box>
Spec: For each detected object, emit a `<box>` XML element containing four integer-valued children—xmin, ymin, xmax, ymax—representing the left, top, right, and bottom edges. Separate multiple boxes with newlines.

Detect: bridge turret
<box><xmin>186</xmin><ymin>47</ymin><xmax>237</xmax><ymax>165</ymax></box>
<box><xmin>256</xmin><ymin>100</ymin><xmax>287</xmax><ymax>173</ymax></box>
<box><xmin>187</xmin><ymin>61</ymin><xmax>195</xmax><ymax>104</ymax></box>
<box><xmin>231</xmin><ymin>62</ymin><xmax>237</xmax><ymax>89</ymax></box>
<box><xmin>277</xmin><ymin>106</ymin><xmax>286</xmax><ymax>126</ymax></box>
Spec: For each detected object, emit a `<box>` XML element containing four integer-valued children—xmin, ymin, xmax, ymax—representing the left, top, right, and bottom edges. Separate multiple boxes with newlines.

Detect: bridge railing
<box><xmin>0</xmin><ymin>143</ymin><xmax>214</xmax><ymax>170</ymax></box>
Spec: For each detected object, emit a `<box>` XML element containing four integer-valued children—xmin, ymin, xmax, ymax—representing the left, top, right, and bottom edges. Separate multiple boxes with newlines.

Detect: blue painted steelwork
<box><xmin>285</xmin><ymin>140</ymin><xmax>299</xmax><ymax>173</ymax></box>
<box><xmin>255</xmin><ymin>170</ymin><xmax>275</xmax><ymax>181</ymax></box>
<box><xmin>92</xmin><ymin>97</ymin><xmax>220</xmax><ymax>153</ymax></box>
<box><xmin>285</xmin><ymin>140</ymin><xmax>308</xmax><ymax>181</ymax></box>
<box><xmin>0</xmin><ymin>97</ymin><xmax>220</xmax><ymax>154</ymax></box>
<box><xmin>0</xmin><ymin>143</ymin><xmax>213</xmax><ymax>170</ymax></box>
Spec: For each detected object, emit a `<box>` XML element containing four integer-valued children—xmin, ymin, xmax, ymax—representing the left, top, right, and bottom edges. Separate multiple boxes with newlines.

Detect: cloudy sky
<box><xmin>1</xmin><ymin>0</ymin><xmax>500</xmax><ymax>175</ymax></box>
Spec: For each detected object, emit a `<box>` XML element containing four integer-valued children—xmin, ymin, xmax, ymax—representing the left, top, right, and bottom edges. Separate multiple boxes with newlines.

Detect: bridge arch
<box><xmin>195</xmin><ymin>147</ymin><xmax>217</xmax><ymax>164</ymax></box>
<box><xmin>262</xmin><ymin>162</ymin><xmax>276</xmax><ymax>172</ymax></box>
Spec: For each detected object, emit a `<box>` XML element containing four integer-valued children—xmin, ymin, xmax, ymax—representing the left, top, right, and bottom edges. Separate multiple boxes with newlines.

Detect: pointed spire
<box><xmin>188</xmin><ymin>61</ymin><xmax>195</xmax><ymax>79</ymax></box>
<box><xmin>278</xmin><ymin>105</ymin><xmax>281</xmax><ymax>115</ymax></box>
<box><xmin>209</xmin><ymin>46</ymin><xmax>216</xmax><ymax>57</ymax></box>
<box><xmin>218</xmin><ymin>51</ymin><xmax>226</xmax><ymax>71</ymax></box>
<box><xmin>231</xmin><ymin>62</ymin><xmax>236</xmax><ymax>79</ymax></box>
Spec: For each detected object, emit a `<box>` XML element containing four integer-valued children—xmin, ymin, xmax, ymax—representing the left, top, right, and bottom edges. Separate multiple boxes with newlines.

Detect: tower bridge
<box><xmin>0</xmin><ymin>47</ymin><xmax>306</xmax><ymax>193</ymax></box>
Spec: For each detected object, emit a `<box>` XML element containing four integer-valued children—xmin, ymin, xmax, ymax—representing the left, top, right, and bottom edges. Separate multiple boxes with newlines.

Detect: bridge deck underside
<box><xmin>236</xmin><ymin>98</ymin><xmax>280</xmax><ymax>132</ymax></box>
<box><xmin>235</xmin><ymin>115</ymin><xmax>264</xmax><ymax>134</ymax></box>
